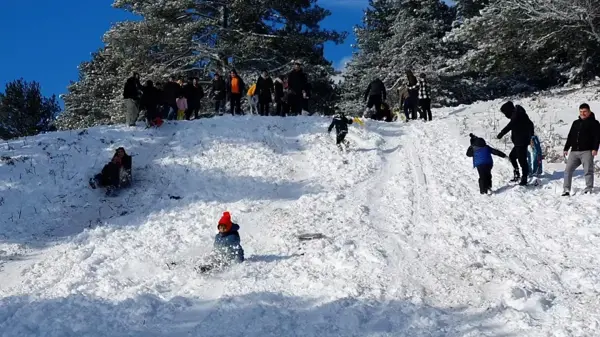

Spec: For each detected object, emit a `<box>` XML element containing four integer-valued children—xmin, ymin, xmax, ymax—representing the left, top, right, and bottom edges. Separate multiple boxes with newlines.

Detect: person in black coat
<box><xmin>123</xmin><ymin>72</ymin><xmax>142</xmax><ymax>126</ymax></box>
<box><xmin>562</xmin><ymin>103</ymin><xmax>600</xmax><ymax>195</ymax></box>
<box><xmin>328</xmin><ymin>107</ymin><xmax>354</xmax><ymax>151</ymax></box>
<box><xmin>404</xmin><ymin>70</ymin><xmax>419</xmax><ymax>120</ymax></box>
<box><xmin>496</xmin><ymin>101</ymin><xmax>535</xmax><ymax>185</ymax></box>
<box><xmin>256</xmin><ymin>70</ymin><xmax>274</xmax><ymax>116</ymax></box>
<box><xmin>364</xmin><ymin>77</ymin><xmax>387</xmax><ymax>118</ymax></box>
<box><xmin>287</xmin><ymin>61</ymin><xmax>309</xmax><ymax>115</ymax></box>
<box><xmin>89</xmin><ymin>147</ymin><xmax>132</xmax><ymax>196</ymax></box>
<box><xmin>210</xmin><ymin>73</ymin><xmax>227</xmax><ymax>115</ymax></box>
<box><xmin>140</xmin><ymin>80</ymin><xmax>161</xmax><ymax>126</ymax></box>
<box><xmin>183</xmin><ymin>77</ymin><xmax>204</xmax><ymax>120</ymax></box>
<box><xmin>163</xmin><ymin>76</ymin><xmax>182</xmax><ymax>120</ymax></box>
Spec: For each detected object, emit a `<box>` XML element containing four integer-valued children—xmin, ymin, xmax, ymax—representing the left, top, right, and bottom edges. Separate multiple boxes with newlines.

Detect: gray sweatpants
<box><xmin>124</xmin><ymin>99</ymin><xmax>139</xmax><ymax>126</ymax></box>
<box><xmin>563</xmin><ymin>150</ymin><xmax>594</xmax><ymax>191</ymax></box>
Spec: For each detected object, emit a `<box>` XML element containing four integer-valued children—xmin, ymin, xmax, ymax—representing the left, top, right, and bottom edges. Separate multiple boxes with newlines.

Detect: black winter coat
<box><xmin>184</xmin><ymin>84</ymin><xmax>205</xmax><ymax>108</ymax></box>
<box><xmin>274</xmin><ymin>78</ymin><xmax>284</xmax><ymax>101</ymax></box>
<box><xmin>364</xmin><ymin>79</ymin><xmax>386</xmax><ymax>101</ymax></box>
<box><xmin>140</xmin><ymin>84</ymin><xmax>161</xmax><ymax>111</ymax></box>
<box><xmin>328</xmin><ymin>114</ymin><xmax>353</xmax><ymax>134</ymax></box>
<box><xmin>287</xmin><ymin>70</ymin><xmax>308</xmax><ymax>95</ymax></box>
<box><xmin>564</xmin><ymin>113</ymin><xmax>600</xmax><ymax>152</ymax></box>
<box><xmin>163</xmin><ymin>81</ymin><xmax>181</xmax><ymax>105</ymax></box>
<box><xmin>256</xmin><ymin>76</ymin><xmax>274</xmax><ymax>103</ymax></box>
<box><xmin>497</xmin><ymin>105</ymin><xmax>535</xmax><ymax>146</ymax></box>
<box><xmin>123</xmin><ymin>77</ymin><xmax>142</xmax><ymax>100</ymax></box>
<box><xmin>211</xmin><ymin>78</ymin><xmax>227</xmax><ymax>100</ymax></box>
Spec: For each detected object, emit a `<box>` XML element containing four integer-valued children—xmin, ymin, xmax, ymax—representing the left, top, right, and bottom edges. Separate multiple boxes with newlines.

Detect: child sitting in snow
<box><xmin>466</xmin><ymin>133</ymin><xmax>507</xmax><ymax>194</ymax></box>
<box><xmin>528</xmin><ymin>135</ymin><xmax>543</xmax><ymax>181</ymax></box>
<box><xmin>198</xmin><ymin>211</ymin><xmax>245</xmax><ymax>273</ymax></box>
<box><xmin>328</xmin><ymin>106</ymin><xmax>354</xmax><ymax>151</ymax></box>
<box><xmin>89</xmin><ymin>147</ymin><xmax>132</xmax><ymax>196</ymax></box>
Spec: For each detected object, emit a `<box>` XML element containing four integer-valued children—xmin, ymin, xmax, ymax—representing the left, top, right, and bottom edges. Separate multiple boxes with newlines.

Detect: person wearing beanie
<box><xmin>198</xmin><ymin>211</ymin><xmax>244</xmax><ymax>273</ymax></box>
<box><xmin>496</xmin><ymin>101</ymin><xmax>535</xmax><ymax>185</ymax></box>
<box><xmin>328</xmin><ymin>107</ymin><xmax>354</xmax><ymax>151</ymax></box>
<box><xmin>466</xmin><ymin>133</ymin><xmax>507</xmax><ymax>194</ymax></box>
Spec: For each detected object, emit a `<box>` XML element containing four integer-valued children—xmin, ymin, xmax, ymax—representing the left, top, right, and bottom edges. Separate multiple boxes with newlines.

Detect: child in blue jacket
<box><xmin>466</xmin><ymin>133</ymin><xmax>507</xmax><ymax>194</ymax></box>
<box><xmin>198</xmin><ymin>211</ymin><xmax>244</xmax><ymax>273</ymax></box>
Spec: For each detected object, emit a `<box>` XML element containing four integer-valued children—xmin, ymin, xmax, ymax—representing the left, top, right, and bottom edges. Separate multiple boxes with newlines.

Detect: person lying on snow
<box><xmin>328</xmin><ymin>106</ymin><xmax>353</xmax><ymax>151</ymax></box>
<box><xmin>197</xmin><ymin>212</ymin><xmax>245</xmax><ymax>273</ymax></box>
<box><xmin>466</xmin><ymin>133</ymin><xmax>507</xmax><ymax>194</ymax></box>
<box><xmin>89</xmin><ymin>147</ymin><xmax>132</xmax><ymax>196</ymax></box>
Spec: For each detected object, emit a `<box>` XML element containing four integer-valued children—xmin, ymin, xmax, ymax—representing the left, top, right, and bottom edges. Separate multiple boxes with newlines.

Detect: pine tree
<box><xmin>0</xmin><ymin>79</ymin><xmax>61</xmax><ymax>139</ymax></box>
<box><xmin>58</xmin><ymin>0</ymin><xmax>345</xmax><ymax>129</ymax></box>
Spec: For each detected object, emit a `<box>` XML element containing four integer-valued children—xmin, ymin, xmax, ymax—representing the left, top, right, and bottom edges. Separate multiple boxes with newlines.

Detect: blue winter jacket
<box><xmin>213</xmin><ymin>224</ymin><xmax>244</xmax><ymax>264</ymax></box>
<box><xmin>466</xmin><ymin>134</ymin><xmax>507</xmax><ymax>168</ymax></box>
<box><xmin>527</xmin><ymin>135</ymin><xmax>543</xmax><ymax>177</ymax></box>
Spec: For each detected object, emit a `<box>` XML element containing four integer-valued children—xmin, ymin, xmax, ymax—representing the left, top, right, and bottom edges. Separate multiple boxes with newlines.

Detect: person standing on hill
<box><xmin>163</xmin><ymin>76</ymin><xmax>181</xmax><ymax>120</ymax></box>
<box><xmin>256</xmin><ymin>70</ymin><xmax>274</xmax><ymax>116</ymax></box>
<box><xmin>562</xmin><ymin>103</ymin><xmax>600</xmax><ymax>196</ymax></box>
<box><xmin>123</xmin><ymin>72</ymin><xmax>142</xmax><ymax>126</ymax></box>
<box><xmin>364</xmin><ymin>77</ymin><xmax>386</xmax><ymax>119</ymax></box>
<box><xmin>226</xmin><ymin>69</ymin><xmax>245</xmax><ymax>115</ymax></box>
<box><xmin>404</xmin><ymin>70</ymin><xmax>419</xmax><ymax>120</ymax></box>
<box><xmin>287</xmin><ymin>60</ymin><xmax>309</xmax><ymax>115</ymax></box>
<box><xmin>418</xmin><ymin>73</ymin><xmax>432</xmax><ymax>121</ymax></box>
<box><xmin>496</xmin><ymin>101</ymin><xmax>535</xmax><ymax>185</ymax></box>
<box><xmin>210</xmin><ymin>73</ymin><xmax>226</xmax><ymax>115</ymax></box>
<box><xmin>184</xmin><ymin>77</ymin><xmax>205</xmax><ymax>120</ymax></box>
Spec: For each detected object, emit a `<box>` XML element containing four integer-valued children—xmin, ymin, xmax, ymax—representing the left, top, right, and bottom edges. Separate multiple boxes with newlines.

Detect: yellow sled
<box><xmin>353</xmin><ymin>117</ymin><xmax>364</xmax><ymax>126</ymax></box>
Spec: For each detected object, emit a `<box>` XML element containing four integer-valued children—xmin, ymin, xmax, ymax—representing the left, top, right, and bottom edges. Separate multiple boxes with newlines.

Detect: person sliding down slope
<box><xmin>328</xmin><ymin>107</ymin><xmax>354</xmax><ymax>151</ymax></box>
<box><xmin>89</xmin><ymin>147</ymin><xmax>132</xmax><ymax>196</ymax></box>
<box><xmin>466</xmin><ymin>133</ymin><xmax>507</xmax><ymax>194</ymax></box>
<box><xmin>197</xmin><ymin>212</ymin><xmax>245</xmax><ymax>273</ymax></box>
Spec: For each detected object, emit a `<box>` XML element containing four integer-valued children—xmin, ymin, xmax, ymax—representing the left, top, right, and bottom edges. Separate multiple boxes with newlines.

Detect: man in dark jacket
<box><xmin>364</xmin><ymin>77</ymin><xmax>386</xmax><ymax>119</ymax></box>
<box><xmin>162</xmin><ymin>76</ymin><xmax>181</xmax><ymax>120</ymax></box>
<box><xmin>562</xmin><ymin>103</ymin><xmax>600</xmax><ymax>196</ymax></box>
<box><xmin>183</xmin><ymin>77</ymin><xmax>204</xmax><ymax>120</ymax></box>
<box><xmin>210</xmin><ymin>73</ymin><xmax>227</xmax><ymax>115</ymax></box>
<box><xmin>256</xmin><ymin>70</ymin><xmax>274</xmax><ymax>116</ymax></box>
<box><xmin>123</xmin><ymin>72</ymin><xmax>142</xmax><ymax>126</ymax></box>
<box><xmin>497</xmin><ymin>101</ymin><xmax>535</xmax><ymax>185</ymax></box>
<box><xmin>140</xmin><ymin>80</ymin><xmax>161</xmax><ymax>126</ymax></box>
<box><xmin>287</xmin><ymin>61</ymin><xmax>308</xmax><ymax>115</ymax></box>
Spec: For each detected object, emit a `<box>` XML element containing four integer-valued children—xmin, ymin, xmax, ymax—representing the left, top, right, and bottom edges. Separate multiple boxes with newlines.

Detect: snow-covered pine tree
<box><xmin>58</xmin><ymin>0</ymin><xmax>345</xmax><ymax>129</ymax></box>
<box><xmin>340</xmin><ymin>0</ymin><xmax>400</xmax><ymax>113</ymax></box>
<box><xmin>342</xmin><ymin>0</ymin><xmax>454</xmax><ymax>110</ymax></box>
<box><xmin>445</xmin><ymin>0</ymin><xmax>600</xmax><ymax>100</ymax></box>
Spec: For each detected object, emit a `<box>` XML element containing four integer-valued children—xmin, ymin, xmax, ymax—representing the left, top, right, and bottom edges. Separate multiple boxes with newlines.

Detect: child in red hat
<box><xmin>198</xmin><ymin>211</ymin><xmax>244</xmax><ymax>273</ymax></box>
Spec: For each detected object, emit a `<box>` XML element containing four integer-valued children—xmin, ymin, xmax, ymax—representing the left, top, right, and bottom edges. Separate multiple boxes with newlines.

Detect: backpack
<box><xmin>247</xmin><ymin>83</ymin><xmax>256</xmax><ymax>96</ymax></box>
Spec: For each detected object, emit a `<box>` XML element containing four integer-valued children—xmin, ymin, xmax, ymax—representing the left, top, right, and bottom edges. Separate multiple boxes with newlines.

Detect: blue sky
<box><xmin>0</xmin><ymin>0</ymin><xmax>446</xmax><ymax>106</ymax></box>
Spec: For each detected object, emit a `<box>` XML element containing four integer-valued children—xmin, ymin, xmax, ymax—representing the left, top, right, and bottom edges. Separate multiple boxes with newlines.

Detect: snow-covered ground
<box><xmin>1</xmin><ymin>87</ymin><xmax>600</xmax><ymax>336</ymax></box>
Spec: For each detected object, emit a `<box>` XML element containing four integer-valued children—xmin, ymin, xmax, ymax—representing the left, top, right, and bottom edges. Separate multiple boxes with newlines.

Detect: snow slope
<box><xmin>1</xmin><ymin>87</ymin><xmax>600</xmax><ymax>336</ymax></box>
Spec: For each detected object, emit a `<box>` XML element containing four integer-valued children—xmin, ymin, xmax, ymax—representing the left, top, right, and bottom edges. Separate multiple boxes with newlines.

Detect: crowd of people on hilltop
<box><xmin>122</xmin><ymin>60</ymin><xmax>311</xmax><ymax>127</ymax></box>
<box><xmin>362</xmin><ymin>70</ymin><xmax>432</xmax><ymax>123</ymax></box>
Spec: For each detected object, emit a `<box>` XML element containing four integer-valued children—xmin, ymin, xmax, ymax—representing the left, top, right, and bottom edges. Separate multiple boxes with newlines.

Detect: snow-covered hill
<box><xmin>1</xmin><ymin>87</ymin><xmax>600</xmax><ymax>336</ymax></box>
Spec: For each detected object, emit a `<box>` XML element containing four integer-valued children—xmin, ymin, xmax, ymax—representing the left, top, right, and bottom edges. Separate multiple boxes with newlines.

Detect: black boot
<box><xmin>510</xmin><ymin>169</ymin><xmax>520</xmax><ymax>182</ymax></box>
<box><xmin>519</xmin><ymin>176</ymin><xmax>528</xmax><ymax>186</ymax></box>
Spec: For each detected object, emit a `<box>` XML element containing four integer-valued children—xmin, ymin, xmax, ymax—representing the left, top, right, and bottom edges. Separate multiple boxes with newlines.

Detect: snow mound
<box><xmin>1</xmin><ymin>87</ymin><xmax>600</xmax><ymax>337</ymax></box>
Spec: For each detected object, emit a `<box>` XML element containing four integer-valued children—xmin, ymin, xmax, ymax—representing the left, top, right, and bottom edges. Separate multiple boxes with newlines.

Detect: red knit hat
<box><xmin>218</xmin><ymin>212</ymin><xmax>232</xmax><ymax>232</ymax></box>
